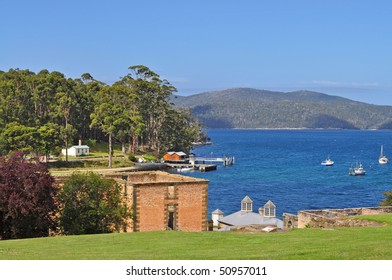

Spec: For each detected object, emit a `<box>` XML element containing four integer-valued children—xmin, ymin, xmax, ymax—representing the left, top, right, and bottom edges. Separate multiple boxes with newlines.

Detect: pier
<box><xmin>165</xmin><ymin>163</ymin><xmax>217</xmax><ymax>172</ymax></box>
<box><xmin>162</xmin><ymin>152</ymin><xmax>235</xmax><ymax>173</ymax></box>
<box><xmin>192</xmin><ymin>155</ymin><xmax>235</xmax><ymax>166</ymax></box>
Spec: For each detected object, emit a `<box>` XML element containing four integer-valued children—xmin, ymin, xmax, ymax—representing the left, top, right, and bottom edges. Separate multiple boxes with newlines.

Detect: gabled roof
<box><xmin>166</xmin><ymin>151</ymin><xmax>187</xmax><ymax>156</ymax></box>
<box><xmin>241</xmin><ymin>195</ymin><xmax>253</xmax><ymax>203</ymax></box>
<box><xmin>264</xmin><ymin>200</ymin><xmax>276</xmax><ymax>208</ymax></box>
<box><xmin>212</xmin><ymin>209</ymin><xmax>224</xmax><ymax>215</ymax></box>
<box><xmin>71</xmin><ymin>145</ymin><xmax>90</xmax><ymax>149</ymax></box>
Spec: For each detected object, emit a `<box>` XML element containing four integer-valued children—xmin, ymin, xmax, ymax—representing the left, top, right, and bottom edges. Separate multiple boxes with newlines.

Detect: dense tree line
<box><xmin>0</xmin><ymin>66</ymin><xmax>206</xmax><ymax>165</ymax></box>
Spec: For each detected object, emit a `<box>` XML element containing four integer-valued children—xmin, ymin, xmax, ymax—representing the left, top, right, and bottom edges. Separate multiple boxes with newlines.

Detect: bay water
<box><xmin>185</xmin><ymin>129</ymin><xmax>392</xmax><ymax>218</ymax></box>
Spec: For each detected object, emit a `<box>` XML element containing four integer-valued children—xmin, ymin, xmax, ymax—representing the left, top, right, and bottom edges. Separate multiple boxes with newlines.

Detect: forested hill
<box><xmin>172</xmin><ymin>88</ymin><xmax>392</xmax><ymax>129</ymax></box>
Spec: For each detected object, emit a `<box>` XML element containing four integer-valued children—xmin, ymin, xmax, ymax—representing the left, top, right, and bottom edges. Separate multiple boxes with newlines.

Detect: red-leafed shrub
<box><xmin>0</xmin><ymin>151</ymin><xmax>58</xmax><ymax>239</ymax></box>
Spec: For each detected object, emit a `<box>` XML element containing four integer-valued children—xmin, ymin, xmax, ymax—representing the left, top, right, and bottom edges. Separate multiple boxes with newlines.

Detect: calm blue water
<box><xmin>183</xmin><ymin>129</ymin><xmax>392</xmax><ymax>218</ymax></box>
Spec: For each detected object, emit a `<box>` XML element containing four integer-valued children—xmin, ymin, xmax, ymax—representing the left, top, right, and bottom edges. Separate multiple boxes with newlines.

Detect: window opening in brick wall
<box><xmin>167</xmin><ymin>185</ymin><xmax>176</xmax><ymax>199</ymax></box>
<box><xmin>167</xmin><ymin>205</ymin><xmax>176</xmax><ymax>230</ymax></box>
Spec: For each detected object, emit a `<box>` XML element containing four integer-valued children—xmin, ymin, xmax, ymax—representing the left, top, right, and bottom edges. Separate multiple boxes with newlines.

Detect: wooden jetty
<box><xmin>192</xmin><ymin>155</ymin><xmax>235</xmax><ymax>166</ymax></box>
<box><xmin>163</xmin><ymin>154</ymin><xmax>234</xmax><ymax>172</ymax></box>
<box><xmin>165</xmin><ymin>163</ymin><xmax>217</xmax><ymax>172</ymax></box>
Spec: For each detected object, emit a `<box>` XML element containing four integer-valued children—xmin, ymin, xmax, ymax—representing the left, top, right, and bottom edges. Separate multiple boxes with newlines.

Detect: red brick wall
<box><xmin>177</xmin><ymin>183</ymin><xmax>208</xmax><ymax>232</ymax></box>
<box><xmin>133</xmin><ymin>182</ymin><xmax>208</xmax><ymax>232</ymax></box>
<box><xmin>134</xmin><ymin>184</ymin><xmax>167</xmax><ymax>232</ymax></box>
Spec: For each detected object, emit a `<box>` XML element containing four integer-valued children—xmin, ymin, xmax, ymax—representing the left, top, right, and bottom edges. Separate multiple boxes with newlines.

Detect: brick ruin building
<box><xmin>56</xmin><ymin>171</ymin><xmax>209</xmax><ymax>232</ymax></box>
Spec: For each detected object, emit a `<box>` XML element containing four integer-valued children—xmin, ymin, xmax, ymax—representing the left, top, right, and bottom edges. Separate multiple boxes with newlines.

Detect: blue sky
<box><xmin>2</xmin><ymin>0</ymin><xmax>392</xmax><ymax>104</ymax></box>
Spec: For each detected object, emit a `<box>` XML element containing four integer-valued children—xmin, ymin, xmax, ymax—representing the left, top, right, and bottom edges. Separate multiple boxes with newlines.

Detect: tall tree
<box><xmin>125</xmin><ymin>65</ymin><xmax>177</xmax><ymax>154</ymax></box>
<box><xmin>91</xmin><ymin>85</ymin><xmax>132</xmax><ymax>167</ymax></box>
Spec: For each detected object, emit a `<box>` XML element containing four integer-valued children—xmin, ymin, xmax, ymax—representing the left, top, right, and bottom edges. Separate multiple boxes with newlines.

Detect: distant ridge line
<box><xmin>172</xmin><ymin>88</ymin><xmax>392</xmax><ymax>130</ymax></box>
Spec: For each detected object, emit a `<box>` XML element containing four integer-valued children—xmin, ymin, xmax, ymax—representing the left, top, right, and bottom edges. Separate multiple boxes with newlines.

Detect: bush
<box><xmin>380</xmin><ymin>190</ymin><xmax>392</xmax><ymax>206</ymax></box>
<box><xmin>58</xmin><ymin>172</ymin><xmax>131</xmax><ymax>235</ymax></box>
<box><xmin>0</xmin><ymin>151</ymin><xmax>58</xmax><ymax>239</ymax></box>
<box><xmin>143</xmin><ymin>154</ymin><xmax>157</xmax><ymax>162</ymax></box>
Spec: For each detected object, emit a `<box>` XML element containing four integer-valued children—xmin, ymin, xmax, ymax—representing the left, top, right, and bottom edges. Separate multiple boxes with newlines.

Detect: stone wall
<box><xmin>294</xmin><ymin>206</ymin><xmax>392</xmax><ymax>228</ymax></box>
<box><xmin>283</xmin><ymin>213</ymin><xmax>298</xmax><ymax>229</ymax></box>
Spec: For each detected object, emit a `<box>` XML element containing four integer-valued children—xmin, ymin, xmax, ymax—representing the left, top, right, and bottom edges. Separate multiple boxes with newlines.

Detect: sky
<box><xmin>2</xmin><ymin>0</ymin><xmax>392</xmax><ymax>105</ymax></box>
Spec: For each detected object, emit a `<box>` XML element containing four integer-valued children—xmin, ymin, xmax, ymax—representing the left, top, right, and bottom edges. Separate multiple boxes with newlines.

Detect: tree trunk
<box><xmin>108</xmin><ymin>133</ymin><xmax>113</xmax><ymax>168</ymax></box>
<box><xmin>128</xmin><ymin>136</ymin><xmax>133</xmax><ymax>155</ymax></box>
<box><xmin>65</xmin><ymin>137</ymin><xmax>69</xmax><ymax>162</ymax></box>
<box><xmin>121</xmin><ymin>142</ymin><xmax>126</xmax><ymax>154</ymax></box>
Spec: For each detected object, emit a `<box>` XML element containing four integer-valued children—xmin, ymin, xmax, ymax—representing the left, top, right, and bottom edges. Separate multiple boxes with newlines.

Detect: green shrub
<box><xmin>58</xmin><ymin>172</ymin><xmax>131</xmax><ymax>235</ymax></box>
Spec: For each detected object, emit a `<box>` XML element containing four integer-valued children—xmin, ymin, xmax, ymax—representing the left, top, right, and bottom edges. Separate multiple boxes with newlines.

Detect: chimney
<box><xmin>79</xmin><ymin>139</ymin><xmax>82</xmax><ymax>146</ymax></box>
<box><xmin>258</xmin><ymin>207</ymin><xmax>264</xmax><ymax>216</ymax></box>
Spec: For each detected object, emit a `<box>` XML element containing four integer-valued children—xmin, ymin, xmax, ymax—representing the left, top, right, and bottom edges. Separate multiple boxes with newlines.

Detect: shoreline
<box><xmin>207</xmin><ymin>127</ymin><xmax>384</xmax><ymax>131</ymax></box>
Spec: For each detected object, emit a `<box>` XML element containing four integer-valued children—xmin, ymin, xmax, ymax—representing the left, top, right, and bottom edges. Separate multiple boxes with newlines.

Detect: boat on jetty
<box><xmin>349</xmin><ymin>163</ymin><xmax>366</xmax><ymax>176</ymax></box>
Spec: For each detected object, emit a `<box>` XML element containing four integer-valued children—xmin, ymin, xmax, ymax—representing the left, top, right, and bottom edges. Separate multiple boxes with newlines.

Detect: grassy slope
<box><xmin>1</xmin><ymin>215</ymin><xmax>392</xmax><ymax>260</ymax></box>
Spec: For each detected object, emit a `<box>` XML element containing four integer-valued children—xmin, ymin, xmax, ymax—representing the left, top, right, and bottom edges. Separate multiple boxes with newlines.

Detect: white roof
<box><xmin>71</xmin><ymin>145</ymin><xmax>90</xmax><ymax>149</ymax></box>
<box><xmin>218</xmin><ymin>210</ymin><xmax>283</xmax><ymax>228</ymax></box>
<box><xmin>241</xmin><ymin>195</ymin><xmax>253</xmax><ymax>203</ymax></box>
<box><xmin>212</xmin><ymin>209</ymin><xmax>224</xmax><ymax>215</ymax></box>
<box><xmin>264</xmin><ymin>200</ymin><xmax>276</xmax><ymax>208</ymax></box>
<box><xmin>167</xmin><ymin>151</ymin><xmax>186</xmax><ymax>156</ymax></box>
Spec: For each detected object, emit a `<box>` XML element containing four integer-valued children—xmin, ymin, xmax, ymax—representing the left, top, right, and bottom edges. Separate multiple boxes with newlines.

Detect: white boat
<box><xmin>321</xmin><ymin>156</ymin><xmax>334</xmax><ymax>166</ymax></box>
<box><xmin>379</xmin><ymin>145</ymin><xmax>388</xmax><ymax>164</ymax></box>
<box><xmin>349</xmin><ymin>163</ymin><xmax>366</xmax><ymax>176</ymax></box>
<box><xmin>177</xmin><ymin>167</ymin><xmax>194</xmax><ymax>172</ymax></box>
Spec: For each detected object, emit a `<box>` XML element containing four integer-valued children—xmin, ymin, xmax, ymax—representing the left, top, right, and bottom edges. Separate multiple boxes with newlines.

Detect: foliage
<box><xmin>58</xmin><ymin>172</ymin><xmax>131</xmax><ymax>235</ymax></box>
<box><xmin>142</xmin><ymin>154</ymin><xmax>157</xmax><ymax>162</ymax></box>
<box><xmin>380</xmin><ymin>190</ymin><xmax>392</xmax><ymax>206</ymax></box>
<box><xmin>0</xmin><ymin>151</ymin><xmax>58</xmax><ymax>239</ymax></box>
<box><xmin>0</xmin><ymin>69</ymin><xmax>102</xmax><ymax>158</ymax></box>
<box><xmin>0</xmin><ymin>67</ymin><xmax>206</xmax><ymax>160</ymax></box>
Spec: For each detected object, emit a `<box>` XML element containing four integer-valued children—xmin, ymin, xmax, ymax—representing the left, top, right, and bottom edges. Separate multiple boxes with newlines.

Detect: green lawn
<box><xmin>1</xmin><ymin>214</ymin><xmax>392</xmax><ymax>260</ymax></box>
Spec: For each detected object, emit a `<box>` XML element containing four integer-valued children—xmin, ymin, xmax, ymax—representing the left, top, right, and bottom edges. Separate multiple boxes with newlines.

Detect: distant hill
<box><xmin>171</xmin><ymin>88</ymin><xmax>392</xmax><ymax>129</ymax></box>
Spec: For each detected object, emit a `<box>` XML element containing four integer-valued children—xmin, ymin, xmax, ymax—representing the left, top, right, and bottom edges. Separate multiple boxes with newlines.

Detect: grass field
<box><xmin>1</xmin><ymin>214</ymin><xmax>392</xmax><ymax>260</ymax></box>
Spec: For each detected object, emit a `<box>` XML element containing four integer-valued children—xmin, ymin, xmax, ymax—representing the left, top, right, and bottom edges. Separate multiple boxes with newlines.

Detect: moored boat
<box><xmin>379</xmin><ymin>145</ymin><xmax>388</xmax><ymax>164</ymax></box>
<box><xmin>349</xmin><ymin>163</ymin><xmax>366</xmax><ymax>176</ymax></box>
<box><xmin>177</xmin><ymin>167</ymin><xmax>194</xmax><ymax>172</ymax></box>
<box><xmin>321</xmin><ymin>156</ymin><xmax>334</xmax><ymax>166</ymax></box>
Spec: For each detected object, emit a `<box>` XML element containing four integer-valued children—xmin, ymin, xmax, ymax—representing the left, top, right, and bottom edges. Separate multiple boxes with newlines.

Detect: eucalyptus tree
<box><xmin>0</xmin><ymin>69</ymin><xmax>36</xmax><ymax>127</ymax></box>
<box><xmin>159</xmin><ymin>107</ymin><xmax>205</xmax><ymax>153</ymax></box>
<box><xmin>91</xmin><ymin>85</ymin><xmax>133</xmax><ymax>167</ymax></box>
<box><xmin>52</xmin><ymin>79</ymin><xmax>76</xmax><ymax>161</ymax></box>
<box><xmin>125</xmin><ymin>65</ymin><xmax>176</xmax><ymax>154</ymax></box>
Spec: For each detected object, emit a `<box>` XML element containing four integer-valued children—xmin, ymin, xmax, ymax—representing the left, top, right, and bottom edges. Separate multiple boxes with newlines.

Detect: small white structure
<box><xmin>62</xmin><ymin>140</ymin><xmax>90</xmax><ymax>157</ymax></box>
<box><xmin>211</xmin><ymin>209</ymin><xmax>224</xmax><ymax>227</ymax></box>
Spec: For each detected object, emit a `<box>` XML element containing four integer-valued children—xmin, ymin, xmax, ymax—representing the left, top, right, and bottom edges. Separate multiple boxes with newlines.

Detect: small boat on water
<box><xmin>379</xmin><ymin>145</ymin><xmax>388</xmax><ymax>164</ymax></box>
<box><xmin>321</xmin><ymin>156</ymin><xmax>334</xmax><ymax>166</ymax></box>
<box><xmin>177</xmin><ymin>167</ymin><xmax>194</xmax><ymax>172</ymax></box>
<box><xmin>349</xmin><ymin>163</ymin><xmax>366</xmax><ymax>176</ymax></box>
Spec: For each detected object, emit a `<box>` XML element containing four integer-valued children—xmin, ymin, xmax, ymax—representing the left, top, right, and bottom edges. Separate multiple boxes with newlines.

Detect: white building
<box><xmin>62</xmin><ymin>141</ymin><xmax>90</xmax><ymax>157</ymax></box>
